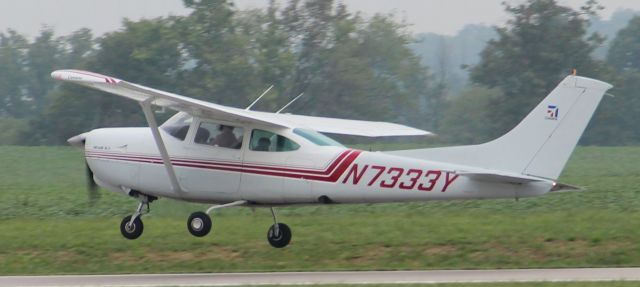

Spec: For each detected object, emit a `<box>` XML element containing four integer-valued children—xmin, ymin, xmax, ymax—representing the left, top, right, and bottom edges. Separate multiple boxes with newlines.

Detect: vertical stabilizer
<box><xmin>390</xmin><ymin>76</ymin><xmax>612</xmax><ymax>180</ymax></box>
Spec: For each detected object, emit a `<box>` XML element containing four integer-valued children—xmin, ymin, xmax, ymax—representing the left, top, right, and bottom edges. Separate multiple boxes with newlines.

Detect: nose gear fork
<box><xmin>128</xmin><ymin>195</ymin><xmax>150</xmax><ymax>227</ymax></box>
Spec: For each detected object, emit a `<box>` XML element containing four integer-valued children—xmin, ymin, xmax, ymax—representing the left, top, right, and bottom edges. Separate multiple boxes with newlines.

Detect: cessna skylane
<box><xmin>53</xmin><ymin>69</ymin><xmax>612</xmax><ymax>248</ymax></box>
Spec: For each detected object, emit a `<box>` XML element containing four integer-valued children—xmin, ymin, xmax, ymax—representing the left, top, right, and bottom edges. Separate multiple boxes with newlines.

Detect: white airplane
<box><xmin>53</xmin><ymin>69</ymin><xmax>612</xmax><ymax>248</ymax></box>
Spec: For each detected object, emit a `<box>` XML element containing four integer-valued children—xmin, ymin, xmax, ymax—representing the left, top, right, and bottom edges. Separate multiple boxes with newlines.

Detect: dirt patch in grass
<box><xmin>423</xmin><ymin>244</ymin><xmax>459</xmax><ymax>257</ymax></box>
<box><xmin>108</xmin><ymin>247</ymin><xmax>243</xmax><ymax>265</ymax></box>
<box><xmin>344</xmin><ymin>245</ymin><xmax>392</xmax><ymax>265</ymax></box>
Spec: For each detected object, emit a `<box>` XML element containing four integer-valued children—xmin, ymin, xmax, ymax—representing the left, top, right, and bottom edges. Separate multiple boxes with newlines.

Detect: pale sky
<box><xmin>1</xmin><ymin>0</ymin><xmax>639</xmax><ymax>38</ymax></box>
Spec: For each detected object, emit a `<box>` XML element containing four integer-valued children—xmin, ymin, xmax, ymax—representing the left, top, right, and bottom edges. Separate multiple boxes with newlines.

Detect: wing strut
<box><xmin>140</xmin><ymin>98</ymin><xmax>183</xmax><ymax>193</ymax></box>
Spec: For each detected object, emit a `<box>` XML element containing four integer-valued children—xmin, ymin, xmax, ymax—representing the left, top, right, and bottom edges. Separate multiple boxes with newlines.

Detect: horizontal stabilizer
<box><xmin>456</xmin><ymin>171</ymin><xmax>544</xmax><ymax>184</ymax></box>
<box><xmin>550</xmin><ymin>183</ymin><xmax>584</xmax><ymax>192</ymax></box>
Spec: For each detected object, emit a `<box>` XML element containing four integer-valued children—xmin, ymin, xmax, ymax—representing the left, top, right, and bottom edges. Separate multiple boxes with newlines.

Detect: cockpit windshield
<box><xmin>293</xmin><ymin>128</ymin><xmax>344</xmax><ymax>147</ymax></box>
<box><xmin>161</xmin><ymin>112</ymin><xmax>193</xmax><ymax>141</ymax></box>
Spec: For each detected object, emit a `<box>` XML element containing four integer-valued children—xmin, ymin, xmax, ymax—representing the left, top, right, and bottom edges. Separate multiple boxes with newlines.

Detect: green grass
<box><xmin>237</xmin><ymin>284</ymin><xmax>640</xmax><ymax>287</ymax></box>
<box><xmin>229</xmin><ymin>284</ymin><xmax>640</xmax><ymax>287</ymax></box>
<box><xmin>0</xmin><ymin>146</ymin><xmax>639</xmax><ymax>275</ymax></box>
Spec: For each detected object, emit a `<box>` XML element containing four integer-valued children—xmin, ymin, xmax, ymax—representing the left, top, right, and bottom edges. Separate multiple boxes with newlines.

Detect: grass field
<box><xmin>0</xmin><ymin>146</ymin><xmax>639</xmax><ymax>275</ymax></box>
<box><xmin>246</xmin><ymin>284</ymin><xmax>640</xmax><ymax>287</ymax></box>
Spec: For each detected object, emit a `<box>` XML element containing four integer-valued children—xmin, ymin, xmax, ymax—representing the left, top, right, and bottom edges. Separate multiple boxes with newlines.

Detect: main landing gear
<box><xmin>266</xmin><ymin>207</ymin><xmax>292</xmax><ymax>248</ymax></box>
<box><xmin>120</xmin><ymin>193</ymin><xmax>157</xmax><ymax>240</ymax></box>
<box><xmin>187</xmin><ymin>211</ymin><xmax>212</xmax><ymax>237</ymax></box>
<box><xmin>186</xmin><ymin>202</ymin><xmax>292</xmax><ymax>248</ymax></box>
<box><xmin>120</xmin><ymin>197</ymin><xmax>292</xmax><ymax>248</ymax></box>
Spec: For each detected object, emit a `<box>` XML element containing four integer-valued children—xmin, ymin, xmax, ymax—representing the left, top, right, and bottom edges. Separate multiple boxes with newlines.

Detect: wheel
<box><xmin>187</xmin><ymin>211</ymin><xmax>212</xmax><ymax>237</ymax></box>
<box><xmin>267</xmin><ymin>223</ymin><xmax>292</xmax><ymax>248</ymax></box>
<box><xmin>120</xmin><ymin>215</ymin><xmax>143</xmax><ymax>240</ymax></box>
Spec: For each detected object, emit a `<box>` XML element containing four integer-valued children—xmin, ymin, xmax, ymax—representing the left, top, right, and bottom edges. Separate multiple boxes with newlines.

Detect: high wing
<box><xmin>51</xmin><ymin>70</ymin><xmax>432</xmax><ymax>137</ymax></box>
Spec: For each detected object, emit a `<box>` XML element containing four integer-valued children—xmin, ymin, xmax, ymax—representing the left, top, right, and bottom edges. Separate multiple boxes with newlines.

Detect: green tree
<box><xmin>0</xmin><ymin>30</ymin><xmax>29</xmax><ymax>117</ymax></box>
<box><xmin>59</xmin><ymin>28</ymin><xmax>95</xmax><ymax>68</ymax></box>
<box><xmin>35</xmin><ymin>19</ymin><xmax>183</xmax><ymax>144</ymax></box>
<box><xmin>608</xmin><ymin>16</ymin><xmax>640</xmax><ymax>72</ymax></box>
<box><xmin>470</xmin><ymin>0</ymin><xmax>606</xmax><ymax>138</ymax></box>
<box><xmin>253</xmin><ymin>0</ymin><xmax>433</xmax><ymax>127</ymax></box>
<box><xmin>177</xmin><ymin>0</ymin><xmax>258</xmax><ymax>107</ymax></box>
<box><xmin>17</xmin><ymin>0</ymin><xmax>436</xmax><ymax>145</ymax></box>
<box><xmin>439</xmin><ymin>86</ymin><xmax>503</xmax><ymax>144</ymax></box>
<box><xmin>582</xmin><ymin>15</ymin><xmax>640</xmax><ymax>145</ymax></box>
<box><xmin>25</xmin><ymin>28</ymin><xmax>63</xmax><ymax>114</ymax></box>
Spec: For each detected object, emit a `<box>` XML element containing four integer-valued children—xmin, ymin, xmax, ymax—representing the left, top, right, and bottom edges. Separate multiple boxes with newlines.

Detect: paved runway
<box><xmin>1</xmin><ymin>268</ymin><xmax>640</xmax><ymax>286</ymax></box>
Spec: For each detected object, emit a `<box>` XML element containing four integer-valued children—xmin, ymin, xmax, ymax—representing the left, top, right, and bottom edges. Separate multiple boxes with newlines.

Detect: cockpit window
<box><xmin>293</xmin><ymin>128</ymin><xmax>344</xmax><ymax>147</ymax></box>
<box><xmin>161</xmin><ymin>112</ymin><xmax>192</xmax><ymax>141</ymax></box>
<box><xmin>250</xmin><ymin>129</ymin><xmax>300</xmax><ymax>152</ymax></box>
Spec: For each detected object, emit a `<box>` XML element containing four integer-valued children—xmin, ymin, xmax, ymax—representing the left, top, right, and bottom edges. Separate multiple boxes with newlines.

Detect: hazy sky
<box><xmin>1</xmin><ymin>0</ymin><xmax>639</xmax><ymax>38</ymax></box>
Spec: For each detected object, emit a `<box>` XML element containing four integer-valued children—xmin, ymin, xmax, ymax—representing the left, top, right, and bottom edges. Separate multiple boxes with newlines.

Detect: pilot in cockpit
<box><xmin>212</xmin><ymin>125</ymin><xmax>240</xmax><ymax>148</ymax></box>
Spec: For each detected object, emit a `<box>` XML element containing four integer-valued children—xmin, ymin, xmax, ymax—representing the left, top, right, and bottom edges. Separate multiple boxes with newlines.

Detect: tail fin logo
<box><xmin>546</xmin><ymin>105</ymin><xmax>559</xmax><ymax>120</ymax></box>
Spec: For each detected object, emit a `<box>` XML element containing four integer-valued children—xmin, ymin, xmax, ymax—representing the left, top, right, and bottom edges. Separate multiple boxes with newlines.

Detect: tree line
<box><xmin>0</xmin><ymin>0</ymin><xmax>639</xmax><ymax>146</ymax></box>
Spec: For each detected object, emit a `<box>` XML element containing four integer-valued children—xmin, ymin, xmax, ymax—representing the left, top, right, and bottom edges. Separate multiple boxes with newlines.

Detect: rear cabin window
<box><xmin>250</xmin><ymin>129</ymin><xmax>300</xmax><ymax>152</ymax></box>
<box><xmin>194</xmin><ymin>122</ymin><xmax>244</xmax><ymax>149</ymax></box>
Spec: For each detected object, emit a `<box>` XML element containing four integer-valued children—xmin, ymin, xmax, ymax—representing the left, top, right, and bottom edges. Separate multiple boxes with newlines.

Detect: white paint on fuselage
<box><xmin>85</xmin><ymin>126</ymin><xmax>553</xmax><ymax>205</ymax></box>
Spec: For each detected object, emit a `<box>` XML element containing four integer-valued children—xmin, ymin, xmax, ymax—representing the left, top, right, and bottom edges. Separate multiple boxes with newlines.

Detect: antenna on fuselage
<box><xmin>276</xmin><ymin>92</ymin><xmax>305</xmax><ymax>114</ymax></box>
<box><xmin>245</xmin><ymin>85</ymin><xmax>274</xmax><ymax>110</ymax></box>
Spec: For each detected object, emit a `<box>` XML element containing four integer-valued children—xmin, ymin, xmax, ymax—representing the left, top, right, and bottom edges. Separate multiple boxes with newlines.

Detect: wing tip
<box><xmin>51</xmin><ymin>69</ymin><xmax>120</xmax><ymax>85</ymax></box>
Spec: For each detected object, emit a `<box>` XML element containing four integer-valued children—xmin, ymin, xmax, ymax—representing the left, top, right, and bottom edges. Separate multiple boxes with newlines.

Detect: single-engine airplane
<box><xmin>53</xmin><ymin>69</ymin><xmax>612</xmax><ymax>248</ymax></box>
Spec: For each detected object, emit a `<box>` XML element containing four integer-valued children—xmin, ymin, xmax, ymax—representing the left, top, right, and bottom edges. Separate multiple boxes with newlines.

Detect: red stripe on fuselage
<box><xmin>85</xmin><ymin>150</ymin><xmax>361</xmax><ymax>182</ymax></box>
<box><xmin>85</xmin><ymin>150</ymin><xmax>350</xmax><ymax>175</ymax></box>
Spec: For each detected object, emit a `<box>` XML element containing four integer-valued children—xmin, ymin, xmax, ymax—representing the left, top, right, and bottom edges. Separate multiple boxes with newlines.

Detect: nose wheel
<box><xmin>119</xmin><ymin>192</ymin><xmax>154</xmax><ymax>240</ymax></box>
<box><xmin>120</xmin><ymin>215</ymin><xmax>144</xmax><ymax>239</ymax></box>
<box><xmin>187</xmin><ymin>211</ymin><xmax>212</xmax><ymax>237</ymax></box>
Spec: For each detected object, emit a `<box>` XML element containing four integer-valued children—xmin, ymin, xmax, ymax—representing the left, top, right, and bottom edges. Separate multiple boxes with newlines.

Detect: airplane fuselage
<box><xmin>85</xmin><ymin>126</ymin><xmax>553</xmax><ymax>206</ymax></box>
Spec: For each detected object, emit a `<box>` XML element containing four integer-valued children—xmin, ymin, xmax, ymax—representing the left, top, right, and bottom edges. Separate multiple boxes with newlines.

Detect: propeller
<box><xmin>86</xmin><ymin>162</ymin><xmax>101</xmax><ymax>204</ymax></box>
<box><xmin>69</xmin><ymin>132</ymin><xmax>101</xmax><ymax>204</ymax></box>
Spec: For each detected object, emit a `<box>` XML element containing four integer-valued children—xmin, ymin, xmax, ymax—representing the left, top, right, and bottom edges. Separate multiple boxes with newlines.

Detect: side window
<box><xmin>161</xmin><ymin>113</ymin><xmax>193</xmax><ymax>141</ymax></box>
<box><xmin>195</xmin><ymin>122</ymin><xmax>244</xmax><ymax>149</ymax></box>
<box><xmin>250</xmin><ymin>129</ymin><xmax>300</xmax><ymax>152</ymax></box>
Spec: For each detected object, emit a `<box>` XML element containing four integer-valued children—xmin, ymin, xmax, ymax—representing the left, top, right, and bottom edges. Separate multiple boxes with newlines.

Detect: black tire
<box><xmin>120</xmin><ymin>215</ymin><xmax>143</xmax><ymax>240</ymax></box>
<box><xmin>267</xmin><ymin>223</ymin><xmax>292</xmax><ymax>248</ymax></box>
<box><xmin>187</xmin><ymin>211</ymin><xmax>212</xmax><ymax>237</ymax></box>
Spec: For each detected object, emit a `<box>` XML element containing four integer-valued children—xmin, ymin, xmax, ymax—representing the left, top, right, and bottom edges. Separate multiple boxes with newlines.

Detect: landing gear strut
<box><xmin>267</xmin><ymin>207</ymin><xmax>292</xmax><ymax>248</ymax></box>
<box><xmin>120</xmin><ymin>193</ymin><xmax>154</xmax><ymax>240</ymax></box>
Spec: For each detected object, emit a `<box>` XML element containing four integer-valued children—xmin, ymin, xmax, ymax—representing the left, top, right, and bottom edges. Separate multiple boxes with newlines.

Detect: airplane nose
<box><xmin>68</xmin><ymin>132</ymin><xmax>88</xmax><ymax>148</ymax></box>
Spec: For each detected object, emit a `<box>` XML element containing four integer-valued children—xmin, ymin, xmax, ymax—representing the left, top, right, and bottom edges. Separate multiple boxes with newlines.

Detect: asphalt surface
<box><xmin>1</xmin><ymin>268</ymin><xmax>640</xmax><ymax>286</ymax></box>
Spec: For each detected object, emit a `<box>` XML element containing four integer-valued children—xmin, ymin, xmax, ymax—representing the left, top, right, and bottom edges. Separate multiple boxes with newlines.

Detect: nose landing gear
<box><xmin>120</xmin><ymin>192</ymin><xmax>156</xmax><ymax>240</ymax></box>
<box><xmin>120</xmin><ymin>215</ymin><xmax>143</xmax><ymax>240</ymax></box>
